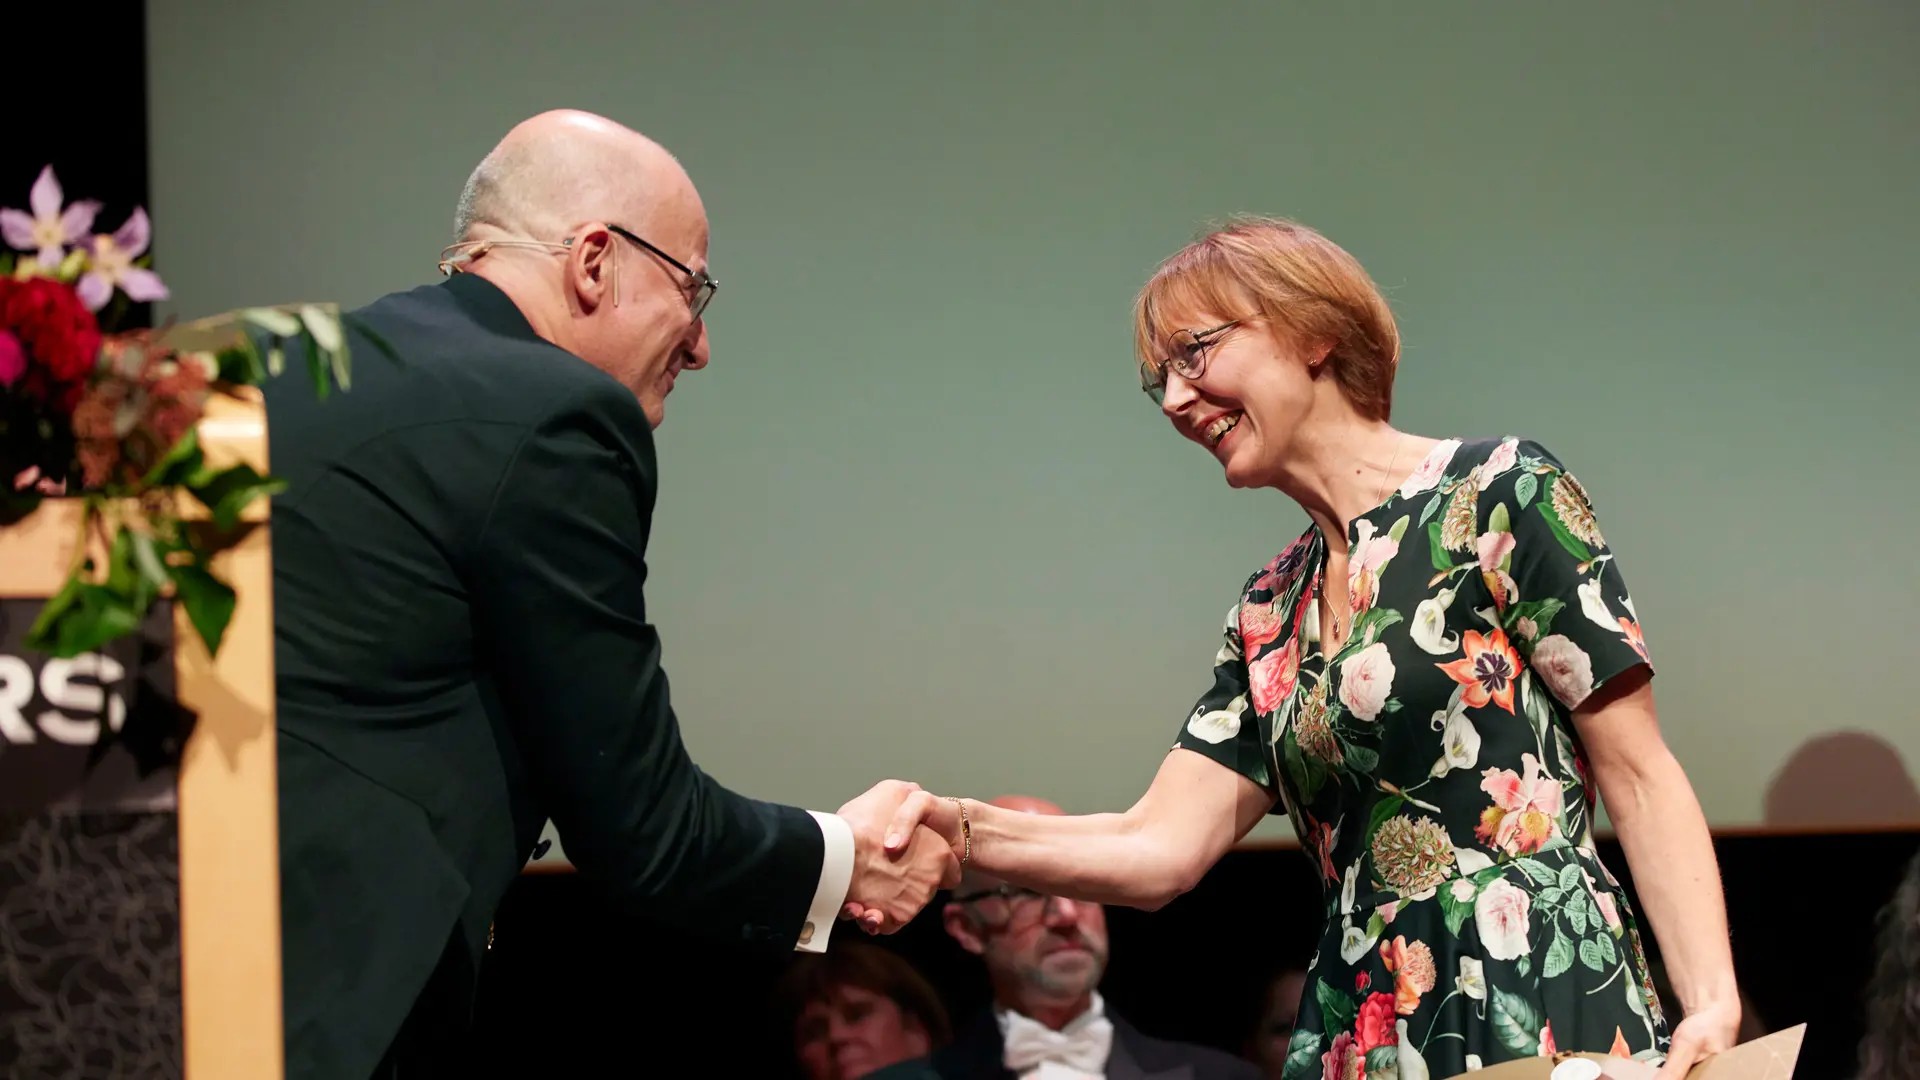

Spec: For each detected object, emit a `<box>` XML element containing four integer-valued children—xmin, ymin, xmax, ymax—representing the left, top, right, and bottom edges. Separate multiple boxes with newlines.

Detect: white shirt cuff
<box><xmin>796</xmin><ymin>810</ymin><xmax>855</xmax><ymax>953</ymax></box>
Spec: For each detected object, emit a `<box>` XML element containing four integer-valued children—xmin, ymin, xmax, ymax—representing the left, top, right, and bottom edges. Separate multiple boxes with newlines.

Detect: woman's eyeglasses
<box><xmin>1139</xmin><ymin>320</ymin><xmax>1239</xmax><ymax>404</ymax></box>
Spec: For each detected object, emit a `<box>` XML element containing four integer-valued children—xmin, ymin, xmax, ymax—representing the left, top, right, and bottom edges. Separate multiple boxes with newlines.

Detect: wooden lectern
<box><xmin>0</xmin><ymin>390</ymin><xmax>282</xmax><ymax>1078</ymax></box>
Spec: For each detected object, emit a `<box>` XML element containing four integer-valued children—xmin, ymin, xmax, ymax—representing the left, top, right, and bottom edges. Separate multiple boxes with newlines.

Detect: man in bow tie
<box><xmin>916</xmin><ymin>796</ymin><xmax>1262</xmax><ymax>1080</ymax></box>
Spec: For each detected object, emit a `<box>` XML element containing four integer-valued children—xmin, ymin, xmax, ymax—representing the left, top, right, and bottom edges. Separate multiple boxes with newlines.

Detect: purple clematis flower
<box><xmin>0</xmin><ymin>165</ymin><xmax>101</xmax><ymax>268</ymax></box>
<box><xmin>76</xmin><ymin>207</ymin><xmax>168</xmax><ymax>312</ymax></box>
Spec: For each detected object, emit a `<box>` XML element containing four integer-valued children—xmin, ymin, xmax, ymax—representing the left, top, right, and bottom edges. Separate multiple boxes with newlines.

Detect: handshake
<box><xmin>833</xmin><ymin>779</ymin><xmax>969</xmax><ymax>934</ymax></box>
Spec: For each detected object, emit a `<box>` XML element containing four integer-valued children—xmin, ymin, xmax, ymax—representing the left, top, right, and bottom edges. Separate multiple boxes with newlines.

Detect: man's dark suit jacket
<box><xmin>263</xmin><ymin>272</ymin><xmax>828</xmax><ymax>1079</ymax></box>
<box><xmin>876</xmin><ymin>1007</ymin><xmax>1264</xmax><ymax>1080</ymax></box>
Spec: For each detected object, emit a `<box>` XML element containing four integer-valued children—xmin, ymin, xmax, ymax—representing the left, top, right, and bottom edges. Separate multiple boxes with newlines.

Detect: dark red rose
<box><xmin>0</xmin><ymin>276</ymin><xmax>103</xmax><ymax>389</ymax></box>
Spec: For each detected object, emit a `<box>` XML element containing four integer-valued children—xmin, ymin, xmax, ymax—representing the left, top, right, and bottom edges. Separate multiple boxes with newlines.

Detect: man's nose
<box><xmin>1044</xmin><ymin>895</ymin><xmax>1083</xmax><ymax>925</ymax></box>
<box><xmin>682</xmin><ymin>320</ymin><xmax>710</xmax><ymax>370</ymax></box>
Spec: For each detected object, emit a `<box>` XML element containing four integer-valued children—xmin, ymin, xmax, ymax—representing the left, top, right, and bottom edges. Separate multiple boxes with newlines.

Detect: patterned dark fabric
<box><xmin>1173</xmin><ymin>438</ymin><xmax>1670</xmax><ymax>1078</ymax></box>
<box><xmin>0</xmin><ymin>596</ymin><xmax>186</xmax><ymax>1078</ymax></box>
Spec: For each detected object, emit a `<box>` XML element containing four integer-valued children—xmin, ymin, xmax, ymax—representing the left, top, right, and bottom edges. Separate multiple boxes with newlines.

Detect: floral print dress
<box><xmin>1176</xmin><ymin>436</ymin><xmax>1671</xmax><ymax>1079</ymax></box>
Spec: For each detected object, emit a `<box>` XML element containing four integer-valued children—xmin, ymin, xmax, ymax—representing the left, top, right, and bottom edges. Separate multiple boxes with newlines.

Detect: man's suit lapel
<box><xmin>1107</xmin><ymin>1017</ymin><xmax>1194</xmax><ymax>1080</ymax></box>
<box><xmin>942</xmin><ymin>1011</ymin><xmax>1017</xmax><ymax>1079</ymax></box>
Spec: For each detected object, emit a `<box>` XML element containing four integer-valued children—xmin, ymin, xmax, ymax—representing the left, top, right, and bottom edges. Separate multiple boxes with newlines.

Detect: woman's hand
<box><xmin>882</xmin><ymin>791</ymin><xmax>963</xmax><ymax>858</ymax></box>
<box><xmin>837</xmin><ymin>788</ymin><xmax>963</xmax><ymax>930</ymax></box>
<box><xmin>1652</xmin><ymin>998</ymin><xmax>1742</xmax><ymax>1079</ymax></box>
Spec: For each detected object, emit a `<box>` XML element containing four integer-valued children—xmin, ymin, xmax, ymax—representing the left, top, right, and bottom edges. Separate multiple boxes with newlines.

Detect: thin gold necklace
<box><xmin>1322</xmin><ymin>433</ymin><xmax>1407</xmax><ymax>646</ymax></box>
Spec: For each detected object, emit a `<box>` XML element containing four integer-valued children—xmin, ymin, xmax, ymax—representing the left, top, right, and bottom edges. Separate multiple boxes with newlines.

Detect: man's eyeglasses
<box><xmin>437</xmin><ymin>222</ymin><xmax>717</xmax><ymax>319</ymax></box>
<box><xmin>605</xmin><ymin>223</ymin><xmax>718</xmax><ymax>319</ymax></box>
<box><xmin>1139</xmin><ymin>320</ymin><xmax>1239</xmax><ymax>405</ymax></box>
<box><xmin>954</xmin><ymin>883</ymin><xmax>1067</xmax><ymax>928</ymax></box>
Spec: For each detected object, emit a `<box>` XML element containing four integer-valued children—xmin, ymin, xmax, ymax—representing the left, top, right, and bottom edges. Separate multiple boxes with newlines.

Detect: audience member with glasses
<box><xmin>875</xmin><ymin>795</ymin><xmax>1260</xmax><ymax>1080</ymax></box>
<box><xmin>866</xmin><ymin>218</ymin><xmax>1740</xmax><ymax>1079</ymax></box>
<box><xmin>263</xmin><ymin>108</ymin><xmax>958</xmax><ymax>1080</ymax></box>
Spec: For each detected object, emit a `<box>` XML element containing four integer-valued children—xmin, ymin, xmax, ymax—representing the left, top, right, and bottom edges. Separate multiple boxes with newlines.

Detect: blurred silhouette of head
<box><xmin>1764</xmin><ymin>731</ymin><xmax>1920</xmax><ymax>827</ymax></box>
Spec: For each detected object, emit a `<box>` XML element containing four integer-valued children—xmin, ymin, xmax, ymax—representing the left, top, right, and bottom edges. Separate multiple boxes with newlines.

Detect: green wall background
<box><xmin>147</xmin><ymin>2</ymin><xmax>1918</xmax><ymax>846</ymax></box>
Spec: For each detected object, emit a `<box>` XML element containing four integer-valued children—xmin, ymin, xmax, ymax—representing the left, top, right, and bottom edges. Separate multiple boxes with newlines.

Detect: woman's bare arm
<box><xmin>881</xmin><ymin>747</ymin><xmax>1275</xmax><ymax>910</ymax></box>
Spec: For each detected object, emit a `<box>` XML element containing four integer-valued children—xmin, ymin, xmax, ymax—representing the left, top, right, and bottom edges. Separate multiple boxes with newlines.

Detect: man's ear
<box><xmin>566</xmin><ymin>226</ymin><xmax>617</xmax><ymax>313</ymax></box>
<box><xmin>942</xmin><ymin>903</ymin><xmax>986</xmax><ymax>956</ymax></box>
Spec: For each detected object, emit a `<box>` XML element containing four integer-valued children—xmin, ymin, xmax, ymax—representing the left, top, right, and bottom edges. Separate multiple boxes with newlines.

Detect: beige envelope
<box><xmin>1462</xmin><ymin>1024</ymin><xmax>1805</xmax><ymax>1079</ymax></box>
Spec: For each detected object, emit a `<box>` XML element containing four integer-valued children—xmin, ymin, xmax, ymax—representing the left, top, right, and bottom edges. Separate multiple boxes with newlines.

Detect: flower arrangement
<box><xmin>1</xmin><ymin>165</ymin><xmax>369</xmax><ymax>660</ymax></box>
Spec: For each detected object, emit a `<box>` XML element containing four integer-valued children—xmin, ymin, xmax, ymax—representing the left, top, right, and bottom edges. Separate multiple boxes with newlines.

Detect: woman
<box><xmin>864</xmin><ymin>218</ymin><xmax>1741</xmax><ymax>1079</ymax></box>
<box><xmin>775</xmin><ymin>940</ymin><xmax>952</xmax><ymax>1080</ymax></box>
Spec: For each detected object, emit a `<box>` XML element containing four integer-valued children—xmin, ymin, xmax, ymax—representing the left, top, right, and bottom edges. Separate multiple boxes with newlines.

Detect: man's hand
<box><xmin>835</xmin><ymin>780</ymin><xmax>962</xmax><ymax>934</ymax></box>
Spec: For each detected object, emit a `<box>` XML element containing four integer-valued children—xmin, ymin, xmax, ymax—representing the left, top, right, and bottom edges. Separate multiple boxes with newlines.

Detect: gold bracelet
<box><xmin>948</xmin><ymin>796</ymin><xmax>972</xmax><ymax>865</ymax></box>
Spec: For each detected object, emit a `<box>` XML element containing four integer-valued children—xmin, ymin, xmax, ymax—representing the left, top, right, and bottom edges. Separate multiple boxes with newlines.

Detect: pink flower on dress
<box><xmin>1474</xmin><ymin>878</ymin><xmax>1534</xmax><ymax>960</ymax></box>
<box><xmin>1240</xmin><ymin>599</ymin><xmax>1285</xmax><ymax>651</ymax></box>
<box><xmin>1476</xmin><ymin>529</ymin><xmax>1514</xmax><ymax>572</ymax></box>
<box><xmin>1320</xmin><ymin>1032</ymin><xmax>1358</xmax><ymax>1080</ymax></box>
<box><xmin>1347</xmin><ymin>520</ymin><xmax>1399</xmax><ymax>614</ymax></box>
<box><xmin>1398</xmin><ymin>439</ymin><xmax>1461</xmax><ymax>497</ymax></box>
<box><xmin>1596</xmin><ymin>890</ymin><xmax>1622</xmax><ymax>932</ymax></box>
<box><xmin>0</xmin><ymin>165</ymin><xmax>100</xmax><ymax>267</ymax></box>
<box><xmin>1338</xmin><ymin>641</ymin><xmax>1396</xmax><ymax>721</ymax></box>
<box><xmin>1530</xmin><ymin>633</ymin><xmax>1595</xmax><ymax>709</ymax></box>
<box><xmin>1475</xmin><ymin>752</ymin><xmax>1564</xmax><ymax>856</ymax></box>
<box><xmin>1249</xmin><ymin>635</ymin><xmax>1300</xmax><ymax>714</ymax></box>
<box><xmin>1475</xmin><ymin>436</ymin><xmax>1520</xmax><ymax>490</ymax></box>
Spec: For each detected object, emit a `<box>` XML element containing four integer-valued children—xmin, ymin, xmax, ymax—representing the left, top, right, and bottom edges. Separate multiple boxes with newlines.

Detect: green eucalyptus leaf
<box><xmin>305</xmin><ymin>331</ymin><xmax>328</xmax><ymax>400</ymax></box>
<box><xmin>239</xmin><ymin>307</ymin><xmax>303</xmax><ymax>337</ymax></box>
<box><xmin>189</xmin><ymin>463</ymin><xmax>287</xmax><ymax>530</ymax></box>
<box><xmin>142</xmin><ymin>427</ymin><xmax>208</xmax><ymax>489</ymax></box>
<box><xmin>171</xmin><ymin>562</ymin><xmax>237</xmax><ymax>657</ymax></box>
<box><xmin>27</xmin><ymin>583</ymin><xmax>146</xmax><ymax>659</ymax></box>
<box><xmin>130</xmin><ymin>530</ymin><xmax>170</xmax><ymax>594</ymax></box>
<box><xmin>214</xmin><ymin>344</ymin><xmax>263</xmax><ymax>384</ymax></box>
<box><xmin>1283</xmin><ymin>1030</ymin><xmax>1322</xmax><ymax>1076</ymax></box>
<box><xmin>24</xmin><ymin>573</ymin><xmax>87</xmax><ymax>653</ymax></box>
<box><xmin>105</xmin><ymin>527</ymin><xmax>138</xmax><ymax>596</ymax></box>
<box><xmin>1315</xmin><ymin>978</ymin><xmax>1356</xmax><ymax>1032</ymax></box>
<box><xmin>1491</xmin><ymin>987</ymin><xmax>1541</xmax><ymax>1056</ymax></box>
<box><xmin>297</xmin><ymin>304</ymin><xmax>344</xmax><ymax>352</ymax></box>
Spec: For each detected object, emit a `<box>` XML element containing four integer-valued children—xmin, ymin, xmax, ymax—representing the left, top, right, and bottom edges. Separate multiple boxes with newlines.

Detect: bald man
<box><xmin>912</xmin><ymin>796</ymin><xmax>1260</xmax><ymax>1080</ymax></box>
<box><xmin>262</xmin><ymin>110</ymin><xmax>956</xmax><ymax>1080</ymax></box>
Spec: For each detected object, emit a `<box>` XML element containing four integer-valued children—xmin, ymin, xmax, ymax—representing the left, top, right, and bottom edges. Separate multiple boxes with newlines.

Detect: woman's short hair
<box><xmin>1133</xmin><ymin>216</ymin><xmax>1401</xmax><ymax>421</ymax></box>
<box><xmin>771</xmin><ymin>939</ymin><xmax>953</xmax><ymax>1047</ymax></box>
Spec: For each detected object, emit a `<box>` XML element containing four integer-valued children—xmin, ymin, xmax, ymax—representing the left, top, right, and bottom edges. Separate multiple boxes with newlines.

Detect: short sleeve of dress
<box><xmin>1476</xmin><ymin>438</ymin><xmax>1654</xmax><ymax>712</ymax></box>
<box><xmin>1172</xmin><ymin>597</ymin><xmax>1277</xmax><ymax>793</ymax></box>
